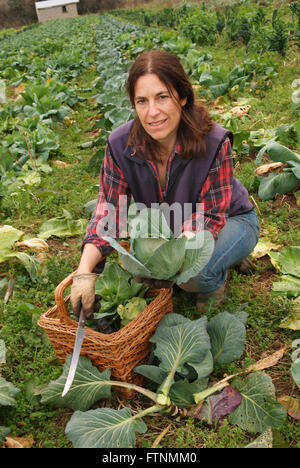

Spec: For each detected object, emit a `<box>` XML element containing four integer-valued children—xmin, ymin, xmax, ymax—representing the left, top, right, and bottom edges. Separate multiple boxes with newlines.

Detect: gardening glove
<box><xmin>70</xmin><ymin>273</ymin><xmax>100</xmax><ymax>319</ymax></box>
<box><xmin>134</xmin><ymin>277</ymin><xmax>174</xmax><ymax>289</ymax></box>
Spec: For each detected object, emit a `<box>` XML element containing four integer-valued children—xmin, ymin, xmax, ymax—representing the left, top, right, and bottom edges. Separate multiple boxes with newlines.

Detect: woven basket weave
<box><xmin>38</xmin><ymin>254</ymin><xmax>173</xmax><ymax>398</ymax></box>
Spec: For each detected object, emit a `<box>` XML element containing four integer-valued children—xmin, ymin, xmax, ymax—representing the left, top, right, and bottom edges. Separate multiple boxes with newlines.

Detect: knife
<box><xmin>62</xmin><ymin>309</ymin><xmax>86</xmax><ymax>397</ymax></box>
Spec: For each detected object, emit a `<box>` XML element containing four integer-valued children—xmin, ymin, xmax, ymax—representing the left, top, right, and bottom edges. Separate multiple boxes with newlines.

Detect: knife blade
<box><xmin>62</xmin><ymin>309</ymin><xmax>86</xmax><ymax>397</ymax></box>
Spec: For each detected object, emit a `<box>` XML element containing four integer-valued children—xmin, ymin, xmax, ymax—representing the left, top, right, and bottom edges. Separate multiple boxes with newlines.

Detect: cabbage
<box><xmin>103</xmin><ymin>208</ymin><xmax>214</xmax><ymax>286</ymax></box>
<box><xmin>117</xmin><ymin>297</ymin><xmax>147</xmax><ymax>327</ymax></box>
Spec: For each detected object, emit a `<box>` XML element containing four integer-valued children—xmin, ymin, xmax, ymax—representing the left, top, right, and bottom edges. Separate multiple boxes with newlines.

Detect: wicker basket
<box><xmin>38</xmin><ymin>261</ymin><xmax>173</xmax><ymax>398</ymax></box>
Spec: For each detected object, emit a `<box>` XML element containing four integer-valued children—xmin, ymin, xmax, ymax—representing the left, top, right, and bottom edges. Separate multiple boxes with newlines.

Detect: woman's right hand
<box><xmin>71</xmin><ymin>244</ymin><xmax>104</xmax><ymax>318</ymax></box>
<box><xmin>70</xmin><ymin>273</ymin><xmax>99</xmax><ymax>319</ymax></box>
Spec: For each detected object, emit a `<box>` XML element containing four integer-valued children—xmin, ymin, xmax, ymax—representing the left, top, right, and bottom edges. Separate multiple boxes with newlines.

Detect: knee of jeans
<box><xmin>248</xmin><ymin>212</ymin><xmax>261</xmax><ymax>242</ymax></box>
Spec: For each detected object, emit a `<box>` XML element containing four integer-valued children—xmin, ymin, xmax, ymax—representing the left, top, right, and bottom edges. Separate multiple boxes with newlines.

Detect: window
<box><xmin>62</xmin><ymin>5</ymin><xmax>67</xmax><ymax>13</ymax></box>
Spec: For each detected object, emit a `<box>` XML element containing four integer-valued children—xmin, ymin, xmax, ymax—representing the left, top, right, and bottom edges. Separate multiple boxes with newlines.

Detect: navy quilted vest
<box><xmin>108</xmin><ymin>120</ymin><xmax>253</xmax><ymax>234</ymax></box>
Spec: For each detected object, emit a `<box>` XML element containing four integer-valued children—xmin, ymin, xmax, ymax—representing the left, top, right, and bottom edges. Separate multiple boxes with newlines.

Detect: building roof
<box><xmin>35</xmin><ymin>0</ymin><xmax>79</xmax><ymax>9</ymax></box>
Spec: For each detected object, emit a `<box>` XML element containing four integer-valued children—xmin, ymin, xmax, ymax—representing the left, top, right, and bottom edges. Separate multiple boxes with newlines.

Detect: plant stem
<box><xmin>105</xmin><ymin>379</ymin><xmax>158</xmax><ymax>403</ymax></box>
<box><xmin>130</xmin><ymin>404</ymin><xmax>165</xmax><ymax>422</ymax></box>
<box><xmin>24</xmin><ymin>132</ymin><xmax>37</xmax><ymax>170</ymax></box>
<box><xmin>159</xmin><ymin>345</ymin><xmax>181</xmax><ymax>398</ymax></box>
<box><xmin>193</xmin><ymin>381</ymin><xmax>229</xmax><ymax>404</ymax></box>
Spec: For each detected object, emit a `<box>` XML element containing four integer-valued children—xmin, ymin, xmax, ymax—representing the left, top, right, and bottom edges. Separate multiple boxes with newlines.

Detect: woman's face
<box><xmin>134</xmin><ymin>73</ymin><xmax>186</xmax><ymax>153</ymax></box>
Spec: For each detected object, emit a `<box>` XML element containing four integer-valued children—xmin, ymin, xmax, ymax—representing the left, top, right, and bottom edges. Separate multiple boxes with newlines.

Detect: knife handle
<box><xmin>79</xmin><ymin>309</ymin><xmax>87</xmax><ymax>327</ymax></box>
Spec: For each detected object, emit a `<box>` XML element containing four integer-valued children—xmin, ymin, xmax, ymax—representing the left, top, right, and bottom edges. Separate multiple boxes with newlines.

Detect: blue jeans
<box><xmin>180</xmin><ymin>210</ymin><xmax>260</xmax><ymax>294</ymax></box>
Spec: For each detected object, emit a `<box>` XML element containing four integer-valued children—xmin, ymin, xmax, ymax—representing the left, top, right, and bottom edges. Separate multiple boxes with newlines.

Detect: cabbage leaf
<box><xmin>103</xmin><ymin>208</ymin><xmax>214</xmax><ymax>285</ymax></box>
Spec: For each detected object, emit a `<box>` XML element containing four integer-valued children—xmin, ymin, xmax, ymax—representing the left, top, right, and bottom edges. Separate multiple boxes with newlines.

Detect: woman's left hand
<box><xmin>134</xmin><ymin>277</ymin><xmax>174</xmax><ymax>289</ymax></box>
<box><xmin>178</xmin><ymin>231</ymin><xmax>196</xmax><ymax>240</ymax></box>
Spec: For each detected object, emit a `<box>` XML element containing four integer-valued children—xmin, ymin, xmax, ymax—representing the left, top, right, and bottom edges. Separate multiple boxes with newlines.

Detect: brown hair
<box><xmin>126</xmin><ymin>49</ymin><xmax>213</xmax><ymax>160</ymax></box>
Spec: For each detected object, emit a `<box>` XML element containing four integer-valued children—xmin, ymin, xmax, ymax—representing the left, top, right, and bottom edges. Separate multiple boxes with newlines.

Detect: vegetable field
<box><xmin>0</xmin><ymin>0</ymin><xmax>300</xmax><ymax>449</ymax></box>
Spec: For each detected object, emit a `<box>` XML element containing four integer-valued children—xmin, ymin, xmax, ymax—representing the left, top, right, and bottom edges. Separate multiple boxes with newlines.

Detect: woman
<box><xmin>71</xmin><ymin>49</ymin><xmax>260</xmax><ymax>317</ymax></box>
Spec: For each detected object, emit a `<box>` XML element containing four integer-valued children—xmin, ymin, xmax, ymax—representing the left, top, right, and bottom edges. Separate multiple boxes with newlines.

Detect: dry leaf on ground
<box><xmin>3</xmin><ymin>435</ymin><xmax>34</xmax><ymax>448</ymax></box>
<box><xmin>52</xmin><ymin>160</ymin><xmax>72</xmax><ymax>168</ymax></box>
<box><xmin>87</xmin><ymin>129</ymin><xmax>100</xmax><ymax>138</ymax></box>
<box><xmin>16</xmin><ymin>238</ymin><xmax>49</xmax><ymax>251</ymax></box>
<box><xmin>277</xmin><ymin>396</ymin><xmax>300</xmax><ymax>420</ymax></box>
<box><xmin>229</xmin><ymin>105</ymin><xmax>251</xmax><ymax>116</ymax></box>
<box><xmin>64</xmin><ymin>117</ymin><xmax>74</xmax><ymax>126</ymax></box>
<box><xmin>14</xmin><ymin>83</ymin><xmax>26</xmax><ymax>94</ymax></box>
<box><xmin>151</xmin><ymin>424</ymin><xmax>171</xmax><ymax>448</ymax></box>
<box><xmin>251</xmin><ymin>238</ymin><xmax>282</xmax><ymax>259</ymax></box>
<box><xmin>255</xmin><ymin>162</ymin><xmax>287</xmax><ymax>176</ymax></box>
<box><xmin>246</xmin><ymin>346</ymin><xmax>291</xmax><ymax>372</ymax></box>
<box><xmin>86</xmin><ymin>113</ymin><xmax>103</xmax><ymax>121</ymax></box>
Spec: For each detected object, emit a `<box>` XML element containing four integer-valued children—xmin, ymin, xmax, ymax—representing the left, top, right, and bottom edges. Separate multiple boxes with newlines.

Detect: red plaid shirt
<box><xmin>83</xmin><ymin>137</ymin><xmax>233</xmax><ymax>256</ymax></box>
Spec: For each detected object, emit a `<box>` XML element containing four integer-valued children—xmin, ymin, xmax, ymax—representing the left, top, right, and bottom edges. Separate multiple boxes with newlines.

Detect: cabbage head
<box><xmin>117</xmin><ymin>297</ymin><xmax>147</xmax><ymax>327</ymax></box>
<box><xmin>103</xmin><ymin>208</ymin><xmax>214</xmax><ymax>286</ymax></box>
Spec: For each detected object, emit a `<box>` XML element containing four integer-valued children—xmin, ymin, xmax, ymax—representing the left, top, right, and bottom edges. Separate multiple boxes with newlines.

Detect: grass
<box><xmin>1</xmin><ymin>3</ymin><xmax>300</xmax><ymax>449</ymax></box>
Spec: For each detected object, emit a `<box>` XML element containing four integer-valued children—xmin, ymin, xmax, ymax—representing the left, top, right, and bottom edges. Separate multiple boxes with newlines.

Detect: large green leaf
<box><xmin>0</xmin><ymin>426</ymin><xmax>10</xmax><ymax>445</ymax></box>
<box><xmin>272</xmin><ymin>275</ymin><xmax>300</xmax><ymax>297</ymax></box>
<box><xmin>209</xmin><ymin>83</ymin><xmax>229</xmax><ymax>98</ymax></box>
<box><xmin>174</xmin><ymin>230</ymin><xmax>215</xmax><ymax>285</ymax></box>
<box><xmin>38</xmin><ymin>210</ymin><xmax>87</xmax><ymax>240</ymax></box>
<box><xmin>102</xmin><ymin>236</ymin><xmax>152</xmax><ymax>278</ymax></box>
<box><xmin>133</xmin><ymin>237</ymin><xmax>167</xmax><ymax>264</ymax></box>
<box><xmin>186</xmin><ymin>350</ymin><xmax>214</xmax><ymax>379</ymax></box>
<box><xmin>207</xmin><ymin>312</ymin><xmax>246</xmax><ymax>364</ymax></box>
<box><xmin>268</xmin><ymin>246</ymin><xmax>300</xmax><ymax>278</ymax></box>
<box><xmin>0</xmin><ymin>225</ymin><xmax>24</xmax><ymax>262</ymax></box>
<box><xmin>258</xmin><ymin>172</ymin><xmax>300</xmax><ymax>200</ymax></box>
<box><xmin>244</xmin><ymin>427</ymin><xmax>273</xmax><ymax>448</ymax></box>
<box><xmin>94</xmin><ymin>261</ymin><xmax>147</xmax><ymax>313</ymax></box>
<box><xmin>280</xmin><ymin>297</ymin><xmax>300</xmax><ymax>330</ymax></box>
<box><xmin>134</xmin><ymin>365</ymin><xmax>208</xmax><ymax>407</ymax></box>
<box><xmin>104</xmin><ymin>209</ymin><xmax>214</xmax><ymax>284</ymax></box>
<box><xmin>41</xmin><ymin>356</ymin><xmax>112</xmax><ymax>411</ymax></box>
<box><xmin>229</xmin><ymin>373</ymin><xmax>287</xmax><ymax>433</ymax></box>
<box><xmin>291</xmin><ymin>359</ymin><xmax>300</xmax><ymax>388</ymax></box>
<box><xmin>199</xmin><ymin>68</ymin><xmax>213</xmax><ymax>86</ymax></box>
<box><xmin>288</xmin><ymin>160</ymin><xmax>300</xmax><ymax>179</ymax></box>
<box><xmin>105</xmin><ymin>107</ymin><xmax>134</xmax><ymax>128</ymax></box>
<box><xmin>0</xmin><ymin>376</ymin><xmax>19</xmax><ymax>407</ymax></box>
<box><xmin>256</xmin><ymin>142</ymin><xmax>300</xmax><ymax>199</ymax></box>
<box><xmin>5</xmin><ymin>252</ymin><xmax>40</xmax><ymax>282</ymax></box>
<box><xmin>255</xmin><ymin>140</ymin><xmax>300</xmax><ymax>166</ymax></box>
<box><xmin>136</xmin><ymin>349</ymin><xmax>213</xmax><ymax>386</ymax></box>
<box><xmin>144</xmin><ymin>237</ymin><xmax>187</xmax><ymax>280</ymax></box>
<box><xmin>169</xmin><ymin>379</ymin><xmax>208</xmax><ymax>407</ymax></box>
<box><xmin>134</xmin><ymin>364</ymin><xmax>168</xmax><ymax>385</ymax></box>
<box><xmin>65</xmin><ymin>407</ymin><xmax>147</xmax><ymax>448</ymax></box>
<box><xmin>150</xmin><ymin>313</ymin><xmax>211</xmax><ymax>383</ymax></box>
<box><xmin>128</xmin><ymin>207</ymin><xmax>173</xmax><ymax>240</ymax></box>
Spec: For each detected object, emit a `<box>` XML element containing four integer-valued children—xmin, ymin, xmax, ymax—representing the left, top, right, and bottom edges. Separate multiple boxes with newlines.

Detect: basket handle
<box><xmin>54</xmin><ymin>241</ymin><xmax>130</xmax><ymax>324</ymax></box>
<box><xmin>54</xmin><ymin>271</ymin><xmax>76</xmax><ymax>324</ymax></box>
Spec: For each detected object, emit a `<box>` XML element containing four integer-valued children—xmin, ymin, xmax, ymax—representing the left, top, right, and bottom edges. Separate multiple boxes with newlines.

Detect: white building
<box><xmin>35</xmin><ymin>0</ymin><xmax>79</xmax><ymax>23</ymax></box>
